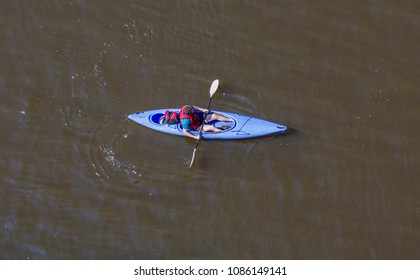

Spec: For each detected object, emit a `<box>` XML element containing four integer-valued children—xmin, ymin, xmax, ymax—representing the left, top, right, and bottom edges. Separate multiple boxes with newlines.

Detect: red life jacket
<box><xmin>163</xmin><ymin>110</ymin><xmax>179</xmax><ymax>124</ymax></box>
<box><xmin>179</xmin><ymin>106</ymin><xmax>202</xmax><ymax>130</ymax></box>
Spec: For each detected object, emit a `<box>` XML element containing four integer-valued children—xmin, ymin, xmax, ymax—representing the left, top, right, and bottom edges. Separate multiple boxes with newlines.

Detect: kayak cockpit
<box><xmin>150</xmin><ymin>113</ymin><xmax>164</xmax><ymax>124</ymax></box>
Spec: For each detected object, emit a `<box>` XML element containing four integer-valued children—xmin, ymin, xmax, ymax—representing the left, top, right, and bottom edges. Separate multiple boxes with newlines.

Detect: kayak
<box><xmin>128</xmin><ymin>108</ymin><xmax>287</xmax><ymax>140</ymax></box>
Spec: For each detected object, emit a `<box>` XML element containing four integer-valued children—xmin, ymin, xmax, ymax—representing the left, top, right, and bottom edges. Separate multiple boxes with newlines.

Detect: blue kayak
<box><xmin>128</xmin><ymin>109</ymin><xmax>287</xmax><ymax>140</ymax></box>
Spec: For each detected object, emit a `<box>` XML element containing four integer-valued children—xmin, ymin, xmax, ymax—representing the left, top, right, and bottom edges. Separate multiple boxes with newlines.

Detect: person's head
<box><xmin>183</xmin><ymin>105</ymin><xmax>194</xmax><ymax>116</ymax></box>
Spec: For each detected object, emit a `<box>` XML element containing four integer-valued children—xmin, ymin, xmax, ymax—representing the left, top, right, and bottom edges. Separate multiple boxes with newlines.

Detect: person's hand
<box><xmin>195</xmin><ymin>135</ymin><xmax>200</xmax><ymax>140</ymax></box>
<box><xmin>202</xmin><ymin>109</ymin><xmax>209</xmax><ymax>114</ymax></box>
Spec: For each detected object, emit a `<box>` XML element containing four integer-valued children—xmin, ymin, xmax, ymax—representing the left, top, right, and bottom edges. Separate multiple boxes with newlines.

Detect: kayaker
<box><xmin>180</xmin><ymin>105</ymin><xmax>233</xmax><ymax>140</ymax></box>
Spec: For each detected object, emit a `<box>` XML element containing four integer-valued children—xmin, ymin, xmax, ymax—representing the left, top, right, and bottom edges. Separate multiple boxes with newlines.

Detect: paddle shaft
<box><xmin>189</xmin><ymin>96</ymin><xmax>213</xmax><ymax>168</ymax></box>
<box><xmin>195</xmin><ymin>97</ymin><xmax>213</xmax><ymax>145</ymax></box>
<box><xmin>188</xmin><ymin>79</ymin><xmax>219</xmax><ymax>168</ymax></box>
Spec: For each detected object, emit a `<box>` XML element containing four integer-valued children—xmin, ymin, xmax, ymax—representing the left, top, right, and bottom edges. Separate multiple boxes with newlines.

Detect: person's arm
<box><xmin>192</xmin><ymin>105</ymin><xmax>208</xmax><ymax>114</ymax></box>
<box><xmin>183</xmin><ymin>129</ymin><xmax>200</xmax><ymax>140</ymax></box>
<box><xmin>181</xmin><ymin>118</ymin><xmax>200</xmax><ymax>139</ymax></box>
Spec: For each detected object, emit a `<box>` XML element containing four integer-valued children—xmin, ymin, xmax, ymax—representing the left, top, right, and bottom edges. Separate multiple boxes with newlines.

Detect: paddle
<box><xmin>188</xmin><ymin>79</ymin><xmax>219</xmax><ymax>168</ymax></box>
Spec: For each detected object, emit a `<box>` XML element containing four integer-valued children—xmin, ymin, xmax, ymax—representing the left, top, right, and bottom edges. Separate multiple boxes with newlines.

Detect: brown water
<box><xmin>1</xmin><ymin>0</ymin><xmax>419</xmax><ymax>259</ymax></box>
